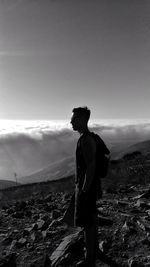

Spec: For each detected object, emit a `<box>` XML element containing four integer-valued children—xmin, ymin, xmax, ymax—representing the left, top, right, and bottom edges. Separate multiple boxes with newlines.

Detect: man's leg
<box><xmin>84</xmin><ymin>213</ymin><xmax>98</xmax><ymax>264</ymax></box>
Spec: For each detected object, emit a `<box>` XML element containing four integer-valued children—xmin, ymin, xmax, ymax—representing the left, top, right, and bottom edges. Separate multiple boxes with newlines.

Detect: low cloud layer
<box><xmin>0</xmin><ymin>120</ymin><xmax>150</xmax><ymax>180</ymax></box>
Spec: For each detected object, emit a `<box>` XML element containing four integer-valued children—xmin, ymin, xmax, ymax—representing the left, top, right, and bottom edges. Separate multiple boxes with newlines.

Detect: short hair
<box><xmin>72</xmin><ymin>106</ymin><xmax>91</xmax><ymax>122</ymax></box>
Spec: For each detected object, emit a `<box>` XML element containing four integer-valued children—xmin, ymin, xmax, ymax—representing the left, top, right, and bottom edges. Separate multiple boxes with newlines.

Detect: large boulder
<box><xmin>50</xmin><ymin>230</ymin><xmax>83</xmax><ymax>267</ymax></box>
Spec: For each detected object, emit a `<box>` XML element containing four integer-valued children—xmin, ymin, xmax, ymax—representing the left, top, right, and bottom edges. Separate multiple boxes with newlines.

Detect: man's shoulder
<box><xmin>80</xmin><ymin>132</ymin><xmax>96</xmax><ymax>147</ymax></box>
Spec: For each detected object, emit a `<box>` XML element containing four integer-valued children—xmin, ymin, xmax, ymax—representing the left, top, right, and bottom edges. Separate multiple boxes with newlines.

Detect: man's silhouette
<box><xmin>70</xmin><ymin>106</ymin><xmax>100</xmax><ymax>267</ymax></box>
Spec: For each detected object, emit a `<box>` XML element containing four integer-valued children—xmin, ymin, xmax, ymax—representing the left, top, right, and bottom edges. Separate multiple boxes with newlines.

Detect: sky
<box><xmin>0</xmin><ymin>0</ymin><xmax>150</xmax><ymax>121</ymax></box>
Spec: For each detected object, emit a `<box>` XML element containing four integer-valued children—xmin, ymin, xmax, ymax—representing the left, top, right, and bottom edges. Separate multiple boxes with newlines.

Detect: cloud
<box><xmin>0</xmin><ymin>121</ymin><xmax>76</xmax><ymax>179</ymax></box>
<box><xmin>0</xmin><ymin>119</ymin><xmax>150</xmax><ymax>180</ymax></box>
<box><xmin>89</xmin><ymin>120</ymin><xmax>150</xmax><ymax>142</ymax></box>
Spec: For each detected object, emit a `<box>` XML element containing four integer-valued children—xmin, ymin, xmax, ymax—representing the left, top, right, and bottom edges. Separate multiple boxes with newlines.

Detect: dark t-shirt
<box><xmin>75</xmin><ymin>132</ymin><xmax>98</xmax><ymax>227</ymax></box>
<box><xmin>75</xmin><ymin>131</ymin><xmax>101</xmax><ymax>198</ymax></box>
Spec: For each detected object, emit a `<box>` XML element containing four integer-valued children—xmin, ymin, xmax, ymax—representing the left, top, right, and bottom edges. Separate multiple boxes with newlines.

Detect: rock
<box><xmin>41</xmin><ymin>214</ymin><xmax>50</xmax><ymax>222</ymax></box>
<box><xmin>3</xmin><ymin>180</ymin><xmax>150</xmax><ymax>266</ymax></box>
<box><xmin>44</xmin><ymin>194</ymin><xmax>52</xmax><ymax>203</ymax></box>
<box><xmin>7</xmin><ymin>208</ymin><xmax>15</xmax><ymax>215</ymax></box>
<box><xmin>41</xmin><ymin>231</ymin><xmax>47</xmax><ymax>239</ymax></box>
<box><xmin>136</xmin><ymin>219</ymin><xmax>150</xmax><ymax>232</ymax></box>
<box><xmin>130</xmin><ymin>208</ymin><xmax>141</xmax><ymax>214</ymax></box>
<box><xmin>135</xmin><ymin>200</ymin><xmax>150</xmax><ymax>209</ymax></box>
<box><xmin>62</xmin><ymin>193</ymin><xmax>71</xmax><ymax>201</ymax></box>
<box><xmin>122</xmin><ymin>221</ymin><xmax>137</xmax><ymax>235</ymax></box>
<box><xmin>50</xmin><ymin>230</ymin><xmax>83</xmax><ymax>267</ymax></box>
<box><xmin>98</xmin><ymin>215</ymin><xmax>114</xmax><ymax>226</ymax></box>
<box><xmin>146</xmin><ymin>209</ymin><xmax>150</xmax><ymax>216</ymax></box>
<box><xmin>13</xmin><ymin>230</ymin><xmax>19</xmax><ymax>234</ymax></box>
<box><xmin>44</xmin><ymin>205</ymin><xmax>52</xmax><ymax>212</ymax></box>
<box><xmin>36</xmin><ymin>198</ymin><xmax>45</xmax><ymax>205</ymax></box>
<box><xmin>122</xmin><ymin>221</ymin><xmax>129</xmax><ymax>231</ymax></box>
<box><xmin>51</xmin><ymin>210</ymin><xmax>61</xmax><ymax>220</ymax></box>
<box><xmin>117</xmin><ymin>200</ymin><xmax>130</xmax><ymax>206</ymax></box>
<box><xmin>8</xmin><ymin>240</ymin><xmax>17</xmax><ymax>254</ymax></box>
<box><xmin>12</xmin><ymin>211</ymin><xmax>24</xmax><ymax>219</ymax></box>
<box><xmin>15</xmin><ymin>200</ymin><xmax>27</xmax><ymax>211</ymax></box>
<box><xmin>97</xmin><ymin>207</ymin><xmax>104</xmax><ymax>213</ymax></box>
<box><xmin>49</xmin><ymin>218</ymin><xmax>63</xmax><ymax>228</ymax></box>
<box><xmin>45</xmin><ymin>229</ymin><xmax>58</xmax><ymax>239</ymax></box>
<box><xmin>128</xmin><ymin>257</ymin><xmax>144</xmax><ymax>267</ymax></box>
<box><xmin>29</xmin><ymin>219</ymin><xmax>49</xmax><ymax>233</ymax></box>
<box><xmin>32</xmin><ymin>223</ymin><xmax>38</xmax><ymax>231</ymax></box>
<box><xmin>29</xmin><ymin>254</ymin><xmax>51</xmax><ymax>267</ymax></box>
<box><xmin>32</xmin><ymin>214</ymin><xmax>40</xmax><ymax>220</ymax></box>
<box><xmin>0</xmin><ymin>234</ymin><xmax>7</xmax><ymax>239</ymax></box>
<box><xmin>17</xmin><ymin>237</ymin><xmax>27</xmax><ymax>247</ymax></box>
<box><xmin>2</xmin><ymin>205</ymin><xmax>9</xmax><ymax>211</ymax></box>
<box><xmin>96</xmin><ymin>249</ymin><xmax>119</xmax><ymax>267</ymax></box>
<box><xmin>141</xmin><ymin>237</ymin><xmax>150</xmax><ymax>246</ymax></box>
<box><xmin>24</xmin><ymin>209</ymin><xmax>32</xmax><ymax>218</ymax></box>
<box><xmin>133</xmin><ymin>189</ymin><xmax>150</xmax><ymax>200</ymax></box>
<box><xmin>30</xmin><ymin>233</ymin><xmax>36</xmax><ymax>242</ymax></box>
<box><xmin>2</xmin><ymin>236</ymin><xmax>13</xmax><ymax>246</ymax></box>
<box><xmin>33</xmin><ymin>231</ymin><xmax>43</xmax><ymax>243</ymax></box>
<box><xmin>37</xmin><ymin>220</ymin><xmax>49</xmax><ymax>230</ymax></box>
<box><xmin>99</xmin><ymin>240</ymin><xmax>110</xmax><ymax>253</ymax></box>
<box><xmin>27</xmin><ymin>199</ymin><xmax>35</xmax><ymax>206</ymax></box>
<box><xmin>136</xmin><ymin>220</ymin><xmax>146</xmax><ymax>231</ymax></box>
<box><xmin>23</xmin><ymin>228</ymin><xmax>32</xmax><ymax>237</ymax></box>
<box><xmin>0</xmin><ymin>253</ymin><xmax>16</xmax><ymax>267</ymax></box>
<box><xmin>58</xmin><ymin>252</ymin><xmax>73</xmax><ymax>266</ymax></box>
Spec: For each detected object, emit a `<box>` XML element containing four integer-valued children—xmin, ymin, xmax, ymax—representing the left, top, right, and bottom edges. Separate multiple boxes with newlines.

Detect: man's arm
<box><xmin>81</xmin><ymin>135</ymin><xmax>96</xmax><ymax>192</ymax></box>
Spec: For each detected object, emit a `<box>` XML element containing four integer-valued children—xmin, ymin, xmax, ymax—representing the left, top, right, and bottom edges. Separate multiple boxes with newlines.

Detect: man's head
<box><xmin>70</xmin><ymin>106</ymin><xmax>91</xmax><ymax>132</ymax></box>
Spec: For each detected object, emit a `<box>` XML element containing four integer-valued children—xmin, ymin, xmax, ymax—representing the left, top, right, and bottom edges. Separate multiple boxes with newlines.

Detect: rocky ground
<box><xmin>1</xmin><ymin>183</ymin><xmax>150</xmax><ymax>266</ymax></box>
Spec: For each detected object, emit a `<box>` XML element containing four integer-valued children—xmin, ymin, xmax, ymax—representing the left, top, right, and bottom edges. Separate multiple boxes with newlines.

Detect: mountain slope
<box><xmin>19</xmin><ymin>156</ymin><xmax>75</xmax><ymax>184</ymax></box>
<box><xmin>0</xmin><ymin>180</ymin><xmax>20</xmax><ymax>190</ymax></box>
<box><xmin>116</xmin><ymin>139</ymin><xmax>150</xmax><ymax>159</ymax></box>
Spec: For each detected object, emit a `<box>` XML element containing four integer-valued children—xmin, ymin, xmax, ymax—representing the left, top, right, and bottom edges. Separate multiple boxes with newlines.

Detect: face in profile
<box><xmin>70</xmin><ymin>113</ymin><xmax>82</xmax><ymax>131</ymax></box>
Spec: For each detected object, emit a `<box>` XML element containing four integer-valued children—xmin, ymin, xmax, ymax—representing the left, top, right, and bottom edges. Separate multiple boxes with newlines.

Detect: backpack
<box><xmin>90</xmin><ymin>132</ymin><xmax>110</xmax><ymax>178</ymax></box>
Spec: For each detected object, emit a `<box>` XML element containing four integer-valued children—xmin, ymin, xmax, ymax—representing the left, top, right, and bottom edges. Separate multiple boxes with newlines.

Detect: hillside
<box><xmin>0</xmin><ymin>175</ymin><xmax>75</xmax><ymax>207</ymax></box>
<box><xmin>115</xmin><ymin>139</ymin><xmax>150</xmax><ymax>160</ymax></box>
<box><xmin>17</xmin><ymin>140</ymin><xmax>150</xmax><ymax>186</ymax></box>
<box><xmin>0</xmin><ymin>154</ymin><xmax>150</xmax><ymax>266</ymax></box>
<box><xmin>1</xmin><ymin>175</ymin><xmax>150</xmax><ymax>266</ymax></box>
<box><xmin>0</xmin><ymin>179</ymin><xmax>20</xmax><ymax>190</ymax></box>
<box><xmin>19</xmin><ymin>156</ymin><xmax>75</xmax><ymax>184</ymax></box>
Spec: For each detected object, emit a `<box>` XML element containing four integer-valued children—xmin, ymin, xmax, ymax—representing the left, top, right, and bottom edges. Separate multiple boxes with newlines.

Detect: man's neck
<box><xmin>79</xmin><ymin>127</ymin><xmax>89</xmax><ymax>135</ymax></box>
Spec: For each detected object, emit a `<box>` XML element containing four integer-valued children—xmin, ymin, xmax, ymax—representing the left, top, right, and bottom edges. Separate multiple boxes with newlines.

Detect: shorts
<box><xmin>75</xmin><ymin>190</ymin><xmax>97</xmax><ymax>227</ymax></box>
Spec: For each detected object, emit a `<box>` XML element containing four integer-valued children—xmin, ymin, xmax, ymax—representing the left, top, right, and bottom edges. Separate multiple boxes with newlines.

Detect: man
<box><xmin>70</xmin><ymin>106</ymin><xmax>100</xmax><ymax>267</ymax></box>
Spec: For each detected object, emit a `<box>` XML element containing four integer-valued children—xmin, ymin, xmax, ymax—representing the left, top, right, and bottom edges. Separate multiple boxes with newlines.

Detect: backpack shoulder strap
<box><xmin>90</xmin><ymin>132</ymin><xmax>110</xmax><ymax>155</ymax></box>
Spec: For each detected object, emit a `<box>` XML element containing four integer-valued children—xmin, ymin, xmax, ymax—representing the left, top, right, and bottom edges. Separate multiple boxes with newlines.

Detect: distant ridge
<box><xmin>19</xmin><ymin>156</ymin><xmax>75</xmax><ymax>184</ymax></box>
<box><xmin>116</xmin><ymin>139</ymin><xmax>150</xmax><ymax>159</ymax></box>
<box><xmin>0</xmin><ymin>180</ymin><xmax>20</xmax><ymax>190</ymax></box>
<box><xmin>0</xmin><ymin>175</ymin><xmax>74</xmax><ymax>207</ymax></box>
<box><xmin>19</xmin><ymin>140</ymin><xmax>150</xmax><ymax>184</ymax></box>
